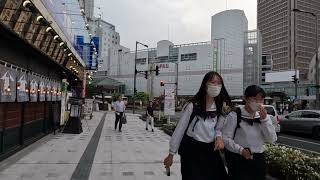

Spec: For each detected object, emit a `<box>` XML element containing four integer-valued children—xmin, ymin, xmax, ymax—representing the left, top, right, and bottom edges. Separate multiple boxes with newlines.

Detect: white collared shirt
<box><xmin>113</xmin><ymin>100</ymin><xmax>125</xmax><ymax>112</ymax></box>
<box><xmin>222</xmin><ymin>106</ymin><xmax>277</xmax><ymax>154</ymax></box>
<box><xmin>169</xmin><ymin>103</ymin><xmax>225</xmax><ymax>155</ymax></box>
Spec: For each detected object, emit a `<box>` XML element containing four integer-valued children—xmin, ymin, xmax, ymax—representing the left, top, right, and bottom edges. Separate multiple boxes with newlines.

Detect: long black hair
<box><xmin>190</xmin><ymin>71</ymin><xmax>231</xmax><ymax>118</ymax></box>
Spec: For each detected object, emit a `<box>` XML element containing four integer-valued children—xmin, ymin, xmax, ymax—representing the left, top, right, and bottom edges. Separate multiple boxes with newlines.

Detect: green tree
<box><xmin>112</xmin><ymin>92</ymin><xmax>121</xmax><ymax>101</ymax></box>
<box><xmin>86</xmin><ymin>84</ymin><xmax>96</xmax><ymax>98</ymax></box>
<box><xmin>134</xmin><ymin>92</ymin><xmax>149</xmax><ymax>103</ymax></box>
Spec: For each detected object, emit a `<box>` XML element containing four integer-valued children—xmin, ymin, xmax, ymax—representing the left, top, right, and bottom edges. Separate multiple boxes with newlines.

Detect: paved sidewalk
<box><xmin>0</xmin><ymin>111</ymin><xmax>181</xmax><ymax>180</ymax></box>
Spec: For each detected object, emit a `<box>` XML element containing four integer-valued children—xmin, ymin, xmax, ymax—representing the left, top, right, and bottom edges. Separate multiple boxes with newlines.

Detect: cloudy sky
<box><xmin>95</xmin><ymin>0</ymin><xmax>257</xmax><ymax>50</ymax></box>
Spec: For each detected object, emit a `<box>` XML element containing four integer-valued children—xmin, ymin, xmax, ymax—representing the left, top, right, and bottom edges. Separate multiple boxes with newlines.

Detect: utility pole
<box><xmin>133</xmin><ymin>41</ymin><xmax>148</xmax><ymax>114</ymax></box>
<box><xmin>292</xmin><ymin>8</ymin><xmax>319</xmax><ymax>108</ymax></box>
<box><xmin>133</xmin><ymin>42</ymin><xmax>138</xmax><ymax>114</ymax></box>
<box><xmin>175</xmin><ymin>62</ymin><xmax>178</xmax><ymax>107</ymax></box>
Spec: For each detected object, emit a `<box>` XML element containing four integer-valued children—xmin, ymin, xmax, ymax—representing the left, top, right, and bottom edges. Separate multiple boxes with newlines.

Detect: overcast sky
<box><xmin>95</xmin><ymin>0</ymin><xmax>257</xmax><ymax>50</ymax></box>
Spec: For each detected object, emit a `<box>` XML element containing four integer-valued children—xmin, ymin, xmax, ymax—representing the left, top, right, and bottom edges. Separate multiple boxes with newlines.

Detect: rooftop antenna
<box><xmin>168</xmin><ymin>24</ymin><xmax>170</xmax><ymax>41</ymax></box>
<box><xmin>226</xmin><ymin>0</ymin><xmax>228</xmax><ymax>10</ymax></box>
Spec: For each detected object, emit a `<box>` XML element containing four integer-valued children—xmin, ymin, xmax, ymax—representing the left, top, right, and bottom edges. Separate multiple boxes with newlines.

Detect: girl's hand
<box><xmin>258</xmin><ymin>105</ymin><xmax>267</xmax><ymax>120</ymax></box>
<box><xmin>214</xmin><ymin>136</ymin><xmax>224</xmax><ymax>151</ymax></box>
<box><xmin>164</xmin><ymin>154</ymin><xmax>173</xmax><ymax>168</ymax></box>
<box><xmin>241</xmin><ymin>149</ymin><xmax>252</xmax><ymax>160</ymax></box>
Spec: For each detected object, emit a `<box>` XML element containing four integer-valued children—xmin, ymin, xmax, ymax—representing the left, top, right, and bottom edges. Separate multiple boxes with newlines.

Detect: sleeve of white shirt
<box><xmin>215</xmin><ymin>115</ymin><xmax>226</xmax><ymax>138</ymax></box>
<box><xmin>169</xmin><ymin>103</ymin><xmax>193</xmax><ymax>155</ymax></box>
<box><xmin>259</xmin><ymin>115</ymin><xmax>277</xmax><ymax>143</ymax></box>
<box><xmin>123</xmin><ymin>101</ymin><xmax>126</xmax><ymax>110</ymax></box>
<box><xmin>222</xmin><ymin>112</ymin><xmax>244</xmax><ymax>155</ymax></box>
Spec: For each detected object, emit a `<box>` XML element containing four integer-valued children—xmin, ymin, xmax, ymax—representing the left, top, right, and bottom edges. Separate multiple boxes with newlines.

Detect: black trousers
<box><xmin>179</xmin><ymin>136</ymin><xmax>228</xmax><ymax>180</ymax></box>
<box><xmin>225</xmin><ymin>150</ymin><xmax>266</xmax><ymax>180</ymax></box>
<box><xmin>115</xmin><ymin>112</ymin><xmax>123</xmax><ymax>131</ymax></box>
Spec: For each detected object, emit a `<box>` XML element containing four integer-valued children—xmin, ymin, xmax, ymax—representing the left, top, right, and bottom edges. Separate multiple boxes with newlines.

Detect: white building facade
<box><xmin>107</xmin><ymin>40</ymin><xmax>215</xmax><ymax>97</ymax></box>
<box><xmin>89</xmin><ymin>18</ymin><xmax>120</xmax><ymax>72</ymax></box>
<box><xmin>211</xmin><ymin>9</ymin><xmax>248</xmax><ymax>96</ymax></box>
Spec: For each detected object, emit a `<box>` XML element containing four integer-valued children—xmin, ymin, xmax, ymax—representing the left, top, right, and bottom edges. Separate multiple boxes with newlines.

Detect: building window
<box><xmin>156</xmin><ymin>56</ymin><xmax>169</xmax><ymax>63</ymax></box>
<box><xmin>262</xmin><ymin>56</ymin><xmax>267</xmax><ymax>65</ymax></box>
<box><xmin>136</xmin><ymin>58</ymin><xmax>146</xmax><ymax>64</ymax></box>
<box><xmin>181</xmin><ymin>53</ymin><xmax>197</xmax><ymax>61</ymax></box>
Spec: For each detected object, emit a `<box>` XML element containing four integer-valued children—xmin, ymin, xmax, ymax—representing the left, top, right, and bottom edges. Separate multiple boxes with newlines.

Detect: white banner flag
<box><xmin>164</xmin><ymin>89</ymin><xmax>175</xmax><ymax>116</ymax></box>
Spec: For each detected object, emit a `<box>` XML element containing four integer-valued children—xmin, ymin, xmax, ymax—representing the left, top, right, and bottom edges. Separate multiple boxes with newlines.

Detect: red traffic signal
<box><xmin>160</xmin><ymin>80</ymin><xmax>165</xmax><ymax>86</ymax></box>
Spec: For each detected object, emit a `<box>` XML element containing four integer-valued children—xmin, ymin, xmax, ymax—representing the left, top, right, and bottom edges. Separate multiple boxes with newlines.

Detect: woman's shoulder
<box><xmin>182</xmin><ymin>101</ymin><xmax>194</xmax><ymax>110</ymax></box>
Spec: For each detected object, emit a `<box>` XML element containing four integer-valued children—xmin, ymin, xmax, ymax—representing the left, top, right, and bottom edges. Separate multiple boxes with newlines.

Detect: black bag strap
<box><xmin>233</xmin><ymin>107</ymin><xmax>242</xmax><ymax>139</ymax></box>
<box><xmin>182</xmin><ymin>103</ymin><xmax>197</xmax><ymax>137</ymax></box>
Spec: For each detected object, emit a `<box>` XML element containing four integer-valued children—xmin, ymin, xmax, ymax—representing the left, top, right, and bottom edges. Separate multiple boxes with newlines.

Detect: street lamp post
<box><xmin>133</xmin><ymin>41</ymin><xmax>148</xmax><ymax>114</ymax></box>
<box><xmin>292</xmin><ymin>8</ymin><xmax>319</xmax><ymax>108</ymax></box>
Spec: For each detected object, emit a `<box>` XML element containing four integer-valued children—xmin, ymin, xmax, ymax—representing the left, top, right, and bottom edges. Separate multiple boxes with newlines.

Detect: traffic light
<box><xmin>291</xmin><ymin>75</ymin><xmax>298</xmax><ymax>83</ymax></box>
<box><xmin>160</xmin><ymin>80</ymin><xmax>165</xmax><ymax>86</ymax></box>
<box><xmin>144</xmin><ymin>71</ymin><xmax>148</xmax><ymax>79</ymax></box>
<box><xmin>155</xmin><ymin>66</ymin><xmax>159</xmax><ymax>76</ymax></box>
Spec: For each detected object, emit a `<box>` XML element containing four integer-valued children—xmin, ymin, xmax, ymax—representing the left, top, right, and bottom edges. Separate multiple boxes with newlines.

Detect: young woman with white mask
<box><xmin>163</xmin><ymin>71</ymin><xmax>231</xmax><ymax>180</ymax></box>
<box><xmin>223</xmin><ymin>85</ymin><xmax>277</xmax><ymax>180</ymax></box>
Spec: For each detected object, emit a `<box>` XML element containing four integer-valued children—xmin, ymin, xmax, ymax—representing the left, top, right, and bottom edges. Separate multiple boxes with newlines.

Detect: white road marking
<box><xmin>278</xmin><ymin>135</ymin><xmax>320</xmax><ymax>146</ymax></box>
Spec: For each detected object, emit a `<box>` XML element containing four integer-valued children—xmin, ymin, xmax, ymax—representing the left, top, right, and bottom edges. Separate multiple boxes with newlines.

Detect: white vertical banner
<box><xmin>29</xmin><ymin>73</ymin><xmax>39</xmax><ymax>102</ymax></box>
<box><xmin>56</xmin><ymin>82</ymin><xmax>61</xmax><ymax>101</ymax></box>
<box><xmin>46</xmin><ymin>79</ymin><xmax>52</xmax><ymax>101</ymax></box>
<box><xmin>164</xmin><ymin>89</ymin><xmax>175</xmax><ymax>116</ymax></box>
<box><xmin>0</xmin><ymin>64</ymin><xmax>17</xmax><ymax>102</ymax></box>
<box><xmin>39</xmin><ymin>77</ymin><xmax>46</xmax><ymax>102</ymax></box>
<box><xmin>17</xmin><ymin>70</ymin><xmax>29</xmax><ymax>102</ymax></box>
<box><xmin>51</xmin><ymin>81</ymin><xmax>57</xmax><ymax>101</ymax></box>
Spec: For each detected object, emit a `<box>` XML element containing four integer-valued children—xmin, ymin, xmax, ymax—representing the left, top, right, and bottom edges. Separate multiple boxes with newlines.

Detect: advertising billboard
<box><xmin>265</xmin><ymin>70</ymin><xmax>299</xmax><ymax>83</ymax></box>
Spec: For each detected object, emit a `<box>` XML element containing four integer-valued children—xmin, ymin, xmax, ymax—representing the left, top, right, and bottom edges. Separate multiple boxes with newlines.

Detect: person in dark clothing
<box><xmin>113</xmin><ymin>95</ymin><xmax>126</xmax><ymax>132</ymax></box>
<box><xmin>146</xmin><ymin>101</ymin><xmax>155</xmax><ymax>132</ymax></box>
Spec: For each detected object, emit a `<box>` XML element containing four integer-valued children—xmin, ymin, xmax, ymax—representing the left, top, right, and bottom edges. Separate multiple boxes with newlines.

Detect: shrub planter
<box><xmin>265</xmin><ymin>144</ymin><xmax>320</xmax><ymax>180</ymax></box>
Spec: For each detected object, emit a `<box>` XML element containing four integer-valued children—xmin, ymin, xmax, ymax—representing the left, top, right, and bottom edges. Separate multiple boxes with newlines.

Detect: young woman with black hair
<box><xmin>163</xmin><ymin>71</ymin><xmax>231</xmax><ymax>180</ymax></box>
<box><xmin>223</xmin><ymin>85</ymin><xmax>277</xmax><ymax>180</ymax></box>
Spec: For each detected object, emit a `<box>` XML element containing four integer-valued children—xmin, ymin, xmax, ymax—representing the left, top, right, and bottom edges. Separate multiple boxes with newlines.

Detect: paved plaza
<box><xmin>0</xmin><ymin>111</ymin><xmax>181</xmax><ymax>180</ymax></box>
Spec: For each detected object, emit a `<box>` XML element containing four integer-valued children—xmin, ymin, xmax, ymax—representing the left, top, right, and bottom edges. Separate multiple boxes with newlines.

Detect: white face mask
<box><xmin>249</xmin><ymin>102</ymin><xmax>263</xmax><ymax>112</ymax></box>
<box><xmin>207</xmin><ymin>84</ymin><xmax>222</xmax><ymax>97</ymax></box>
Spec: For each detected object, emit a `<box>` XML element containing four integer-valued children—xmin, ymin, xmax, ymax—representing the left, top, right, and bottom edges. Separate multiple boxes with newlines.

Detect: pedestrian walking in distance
<box><xmin>146</xmin><ymin>101</ymin><xmax>155</xmax><ymax>132</ymax></box>
<box><xmin>163</xmin><ymin>71</ymin><xmax>231</xmax><ymax>180</ymax></box>
<box><xmin>113</xmin><ymin>95</ymin><xmax>126</xmax><ymax>132</ymax></box>
<box><xmin>223</xmin><ymin>85</ymin><xmax>277</xmax><ymax>180</ymax></box>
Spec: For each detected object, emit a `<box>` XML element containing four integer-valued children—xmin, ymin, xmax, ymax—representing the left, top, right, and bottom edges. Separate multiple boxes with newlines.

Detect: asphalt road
<box><xmin>126</xmin><ymin>108</ymin><xmax>320</xmax><ymax>155</ymax></box>
<box><xmin>277</xmin><ymin>133</ymin><xmax>320</xmax><ymax>155</ymax></box>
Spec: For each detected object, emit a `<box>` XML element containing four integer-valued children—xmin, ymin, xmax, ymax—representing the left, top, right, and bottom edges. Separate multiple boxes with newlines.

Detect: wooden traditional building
<box><xmin>0</xmin><ymin>0</ymin><xmax>86</xmax><ymax>160</ymax></box>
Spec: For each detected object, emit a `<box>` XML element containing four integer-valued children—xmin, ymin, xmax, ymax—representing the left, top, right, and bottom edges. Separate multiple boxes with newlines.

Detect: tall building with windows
<box><xmin>261</xmin><ymin>53</ymin><xmax>273</xmax><ymax>85</ymax></box>
<box><xmin>211</xmin><ymin>9</ymin><xmax>248</xmax><ymax>96</ymax></box>
<box><xmin>257</xmin><ymin>0</ymin><xmax>320</xmax><ymax>80</ymax></box>
<box><xmin>84</xmin><ymin>0</ymin><xmax>94</xmax><ymax>20</ymax></box>
<box><xmin>89</xmin><ymin>18</ymin><xmax>120</xmax><ymax>72</ymax></box>
<box><xmin>244</xmin><ymin>30</ymin><xmax>262</xmax><ymax>88</ymax></box>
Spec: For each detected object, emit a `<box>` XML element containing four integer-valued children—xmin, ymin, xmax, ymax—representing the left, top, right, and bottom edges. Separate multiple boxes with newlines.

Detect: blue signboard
<box><xmin>74</xmin><ymin>35</ymin><xmax>99</xmax><ymax>70</ymax></box>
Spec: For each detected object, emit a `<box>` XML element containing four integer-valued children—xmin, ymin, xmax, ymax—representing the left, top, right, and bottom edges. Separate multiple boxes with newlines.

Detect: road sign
<box><xmin>164</xmin><ymin>89</ymin><xmax>175</xmax><ymax>116</ymax></box>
